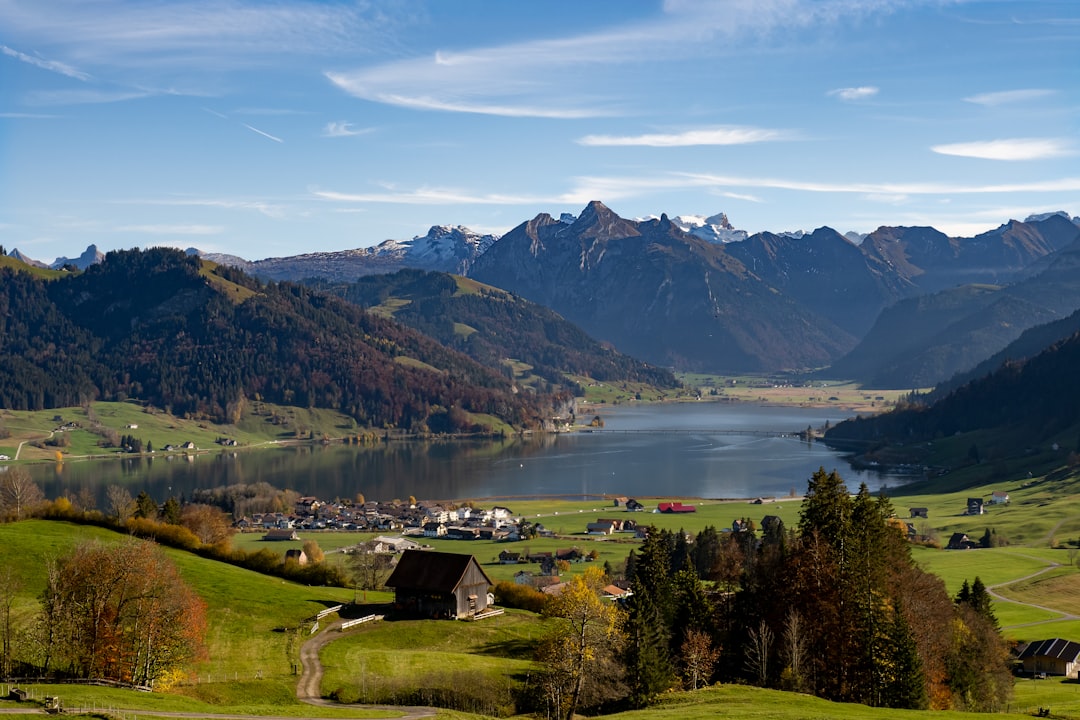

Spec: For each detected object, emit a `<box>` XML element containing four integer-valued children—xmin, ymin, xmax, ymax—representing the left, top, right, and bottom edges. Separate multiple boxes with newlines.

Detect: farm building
<box><xmin>1018</xmin><ymin>639</ymin><xmax>1080</xmax><ymax>678</ymax></box>
<box><xmin>657</xmin><ymin>502</ymin><xmax>696</xmax><ymax>513</ymax></box>
<box><xmin>386</xmin><ymin>549</ymin><xmax>493</xmax><ymax>619</ymax></box>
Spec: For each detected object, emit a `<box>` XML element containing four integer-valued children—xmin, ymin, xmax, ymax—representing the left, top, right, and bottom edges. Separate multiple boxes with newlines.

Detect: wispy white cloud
<box><xmin>242</xmin><ymin>123</ymin><xmax>283</xmax><ymax>143</ymax></box>
<box><xmin>25</xmin><ymin>88</ymin><xmax>150</xmax><ymax>106</ymax></box>
<box><xmin>323</xmin><ymin>77</ymin><xmax>611</xmax><ymax>118</ymax></box>
<box><xmin>313</xmin><ymin>187</ymin><xmax>561</xmax><ymax>206</ymax></box>
<box><xmin>327</xmin><ymin>0</ymin><xmax>910</xmax><ymax>118</ymax></box>
<box><xmin>202</xmin><ymin>107</ymin><xmax>229</xmax><ymax>119</ymax></box>
<box><xmin>713</xmin><ymin>191</ymin><xmax>764</xmax><ymax>203</ymax></box>
<box><xmin>964</xmin><ymin>89</ymin><xmax>1056</xmax><ymax>106</ymax></box>
<box><xmin>0</xmin><ymin>44</ymin><xmax>90</xmax><ymax>80</ymax></box>
<box><xmin>120</xmin><ymin>197</ymin><xmax>285</xmax><ymax>219</ymax></box>
<box><xmin>0</xmin><ymin>111</ymin><xmax>60</xmax><ymax>118</ymax></box>
<box><xmin>577</xmin><ymin>126</ymin><xmax>793</xmax><ymax>147</ymax></box>
<box><xmin>115</xmin><ymin>224</ymin><xmax>223</xmax><ymax>235</ymax></box>
<box><xmin>323</xmin><ymin>121</ymin><xmax>375</xmax><ymax>138</ymax></box>
<box><xmin>0</xmin><ymin>1</ymin><xmax>394</xmax><ymax>69</ymax></box>
<box><xmin>827</xmin><ymin>86</ymin><xmax>879</xmax><ymax>101</ymax></box>
<box><xmin>234</xmin><ymin>107</ymin><xmax>310</xmax><ymax>116</ymax></box>
<box><xmin>931</xmin><ymin>138</ymin><xmax>1072</xmax><ymax>161</ymax></box>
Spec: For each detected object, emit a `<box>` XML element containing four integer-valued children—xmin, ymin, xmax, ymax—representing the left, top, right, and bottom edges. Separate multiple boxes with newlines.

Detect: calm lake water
<box><xmin>28</xmin><ymin>402</ymin><xmax>903</xmax><ymax>505</ymax></box>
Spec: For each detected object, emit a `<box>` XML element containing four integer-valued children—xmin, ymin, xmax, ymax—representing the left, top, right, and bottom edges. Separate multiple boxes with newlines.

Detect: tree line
<box><xmin>0</xmin><ymin>249</ymin><xmax>559</xmax><ymax>431</ymax></box>
<box><xmin>525</xmin><ymin>468</ymin><xmax>1012</xmax><ymax>718</ymax></box>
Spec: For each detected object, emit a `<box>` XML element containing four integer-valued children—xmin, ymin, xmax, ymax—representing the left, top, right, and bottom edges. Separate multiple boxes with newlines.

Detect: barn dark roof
<box><xmin>385</xmin><ymin>549</ymin><xmax>492</xmax><ymax>593</ymax></box>
<box><xmin>1018</xmin><ymin>638</ymin><xmax>1080</xmax><ymax>662</ymax></box>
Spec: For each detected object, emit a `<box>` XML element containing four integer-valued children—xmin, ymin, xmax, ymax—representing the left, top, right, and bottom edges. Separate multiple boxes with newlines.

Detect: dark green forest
<box><xmin>609</xmin><ymin>469</ymin><xmax>1010</xmax><ymax>714</ymax></box>
<box><xmin>0</xmin><ymin>248</ymin><xmax>559</xmax><ymax>431</ymax></box>
<box><xmin>824</xmin><ymin>328</ymin><xmax>1080</xmax><ymax>447</ymax></box>
<box><xmin>312</xmin><ymin>269</ymin><xmax>679</xmax><ymax>395</ymax></box>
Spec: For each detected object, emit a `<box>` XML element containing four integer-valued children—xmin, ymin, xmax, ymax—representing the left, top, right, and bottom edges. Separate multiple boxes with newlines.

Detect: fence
<box><xmin>341</xmin><ymin>614</ymin><xmax>378</xmax><ymax>630</ymax></box>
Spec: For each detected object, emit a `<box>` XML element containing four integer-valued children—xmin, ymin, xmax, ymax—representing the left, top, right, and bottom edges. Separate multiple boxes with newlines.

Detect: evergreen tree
<box><xmin>134</xmin><ymin>490</ymin><xmax>158</xmax><ymax>519</ymax></box>
<box><xmin>799</xmin><ymin>467</ymin><xmax>852</xmax><ymax>565</ymax></box>
<box><xmin>621</xmin><ymin>590</ymin><xmax>674</xmax><ymax>707</ymax></box>
<box><xmin>880</xmin><ymin>604</ymin><xmax>928</xmax><ymax>709</ymax></box>
<box><xmin>692</xmin><ymin>525</ymin><xmax>722</xmax><ymax>579</ymax></box>
<box><xmin>162</xmin><ymin>496</ymin><xmax>182</xmax><ymax>525</ymax></box>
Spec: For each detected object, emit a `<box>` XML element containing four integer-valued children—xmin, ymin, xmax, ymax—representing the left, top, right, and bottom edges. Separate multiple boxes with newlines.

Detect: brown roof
<box><xmin>385</xmin><ymin>549</ymin><xmax>492</xmax><ymax>594</ymax></box>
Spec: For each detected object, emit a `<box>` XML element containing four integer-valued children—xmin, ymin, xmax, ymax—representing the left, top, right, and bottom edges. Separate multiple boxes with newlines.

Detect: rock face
<box><xmin>469</xmin><ymin>201</ymin><xmax>854</xmax><ymax>373</ymax></box>
<box><xmin>202</xmin><ymin>225</ymin><xmax>499</xmax><ymax>282</ymax></box>
<box><xmin>50</xmin><ymin>245</ymin><xmax>104</xmax><ymax>270</ymax></box>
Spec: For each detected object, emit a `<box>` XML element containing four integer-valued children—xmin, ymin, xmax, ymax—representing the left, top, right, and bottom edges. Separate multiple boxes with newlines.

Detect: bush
<box><xmin>493</xmin><ymin>580</ymin><xmax>549</xmax><ymax>614</ymax></box>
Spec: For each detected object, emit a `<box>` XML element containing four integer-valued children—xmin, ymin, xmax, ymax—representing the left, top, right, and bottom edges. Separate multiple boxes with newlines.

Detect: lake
<box><xmin>28</xmin><ymin>402</ymin><xmax>904</xmax><ymax>505</ymax></box>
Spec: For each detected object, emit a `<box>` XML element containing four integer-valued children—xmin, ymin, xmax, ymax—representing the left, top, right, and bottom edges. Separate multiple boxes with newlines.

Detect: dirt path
<box><xmin>296</xmin><ymin>616</ymin><xmax>435</xmax><ymax>720</ymax></box>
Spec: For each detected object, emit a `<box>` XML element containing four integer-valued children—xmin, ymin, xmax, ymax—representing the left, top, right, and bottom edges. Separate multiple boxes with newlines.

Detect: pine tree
<box><xmin>622</xmin><ymin>590</ymin><xmax>674</xmax><ymax>707</ymax></box>
<box><xmin>881</xmin><ymin>604</ymin><xmax>928</xmax><ymax>709</ymax></box>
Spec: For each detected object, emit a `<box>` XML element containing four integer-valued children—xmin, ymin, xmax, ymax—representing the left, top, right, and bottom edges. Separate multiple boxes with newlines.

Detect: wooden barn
<box><xmin>1018</xmin><ymin>638</ymin><xmax>1080</xmax><ymax>678</ymax></box>
<box><xmin>385</xmin><ymin>549</ymin><xmax>493</xmax><ymax>619</ymax></box>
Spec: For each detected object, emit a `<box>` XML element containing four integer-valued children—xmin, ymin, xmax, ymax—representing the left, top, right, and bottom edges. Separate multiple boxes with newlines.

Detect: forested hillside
<box><xmin>0</xmin><ymin>249</ymin><xmax>556</xmax><ymax>431</ymax></box>
<box><xmin>825</xmin><ymin>328</ymin><xmax>1080</xmax><ymax>447</ymax></box>
<box><xmin>315</xmin><ymin>269</ymin><xmax>679</xmax><ymax>395</ymax></box>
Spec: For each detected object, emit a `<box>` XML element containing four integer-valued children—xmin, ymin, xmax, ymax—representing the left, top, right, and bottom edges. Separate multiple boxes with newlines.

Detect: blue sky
<box><xmin>1</xmin><ymin>0</ymin><xmax>1077</xmax><ymax>263</ymax></box>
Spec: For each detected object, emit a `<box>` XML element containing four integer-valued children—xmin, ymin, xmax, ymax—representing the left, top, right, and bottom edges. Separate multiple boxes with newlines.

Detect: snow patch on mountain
<box><xmin>669</xmin><ymin>212</ymin><xmax>749</xmax><ymax>243</ymax></box>
<box><xmin>1026</xmin><ymin>210</ymin><xmax>1080</xmax><ymax>227</ymax></box>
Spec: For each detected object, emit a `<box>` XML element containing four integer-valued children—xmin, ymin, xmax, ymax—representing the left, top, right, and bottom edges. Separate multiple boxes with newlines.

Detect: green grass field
<box><xmin>0</xmin><ymin>400</ymin><xmax>366</xmax><ymax>464</ymax></box>
<box><xmin>319</xmin><ymin>609</ymin><xmax>545</xmax><ymax>714</ymax></box>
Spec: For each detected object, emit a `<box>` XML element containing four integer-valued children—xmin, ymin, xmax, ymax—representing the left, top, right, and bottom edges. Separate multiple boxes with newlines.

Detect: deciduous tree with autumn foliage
<box><xmin>37</xmin><ymin>539</ymin><xmax>206</xmax><ymax>687</ymax></box>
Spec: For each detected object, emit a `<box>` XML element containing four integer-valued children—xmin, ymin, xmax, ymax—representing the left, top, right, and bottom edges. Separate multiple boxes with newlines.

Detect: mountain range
<box><xmin>9</xmin><ymin>204</ymin><xmax>1080</xmax><ymax>385</ymax></box>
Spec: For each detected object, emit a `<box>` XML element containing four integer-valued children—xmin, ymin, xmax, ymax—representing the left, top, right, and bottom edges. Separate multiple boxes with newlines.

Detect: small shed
<box><xmin>385</xmin><ymin>550</ymin><xmax>493</xmax><ymax>619</ymax></box>
<box><xmin>1018</xmin><ymin>639</ymin><xmax>1080</xmax><ymax>678</ymax></box>
<box><xmin>909</xmin><ymin>507</ymin><xmax>929</xmax><ymax>519</ymax></box>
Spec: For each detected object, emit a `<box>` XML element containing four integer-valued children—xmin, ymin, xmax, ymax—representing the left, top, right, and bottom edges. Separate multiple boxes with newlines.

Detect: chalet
<box><xmin>909</xmin><ymin>507</ymin><xmax>929</xmax><ymax>519</ymax></box>
<box><xmin>446</xmin><ymin>526</ymin><xmax>479</xmax><ymax>541</ymax></box>
<box><xmin>556</xmin><ymin>548</ymin><xmax>583</xmax><ymax>563</ymax></box>
<box><xmin>263</xmin><ymin>528</ymin><xmax>299</xmax><ymax>541</ymax></box>
<box><xmin>284</xmin><ymin>549</ymin><xmax>308</xmax><ymax>566</ymax></box>
<box><xmin>625</xmin><ymin>498</ymin><xmax>645</xmax><ymax>512</ymax></box>
<box><xmin>1018</xmin><ymin>639</ymin><xmax>1080</xmax><ymax>678</ymax></box>
<box><xmin>385</xmin><ymin>550</ymin><xmax>493</xmax><ymax>619</ymax></box>
<box><xmin>991</xmin><ymin>491</ymin><xmax>1010</xmax><ymax>505</ymax></box>
<box><xmin>597</xmin><ymin>518</ymin><xmax>625</xmax><ymax>531</ymax></box>
<box><xmin>587</xmin><ymin>520</ymin><xmax>617</xmax><ymax>536</ymax></box>
<box><xmin>601</xmin><ymin>584</ymin><xmax>632</xmax><ymax>601</ymax></box>
<box><xmin>611</xmin><ymin>496</ymin><xmax>629</xmax><ymax>507</ymax></box>
<box><xmin>499</xmin><ymin>550</ymin><xmax>522</xmax><ymax>564</ymax></box>
<box><xmin>370</xmin><ymin>536</ymin><xmax>422</xmax><ymax>554</ymax></box>
<box><xmin>946</xmin><ymin>532</ymin><xmax>979</xmax><ymax>550</ymax></box>
<box><xmin>541</xmin><ymin>582</ymin><xmax>568</xmax><ymax>596</ymax></box>
<box><xmin>657</xmin><ymin>501</ymin><xmax>696</xmax><ymax>513</ymax></box>
<box><xmin>965</xmin><ymin>498</ymin><xmax>985</xmax><ymax>515</ymax></box>
<box><xmin>422</xmin><ymin>522</ymin><xmax>447</xmax><ymax>538</ymax></box>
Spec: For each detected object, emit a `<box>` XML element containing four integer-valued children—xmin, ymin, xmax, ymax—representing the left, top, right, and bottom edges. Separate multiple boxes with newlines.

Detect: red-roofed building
<box><xmin>657</xmin><ymin>502</ymin><xmax>696</xmax><ymax>513</ymax></box>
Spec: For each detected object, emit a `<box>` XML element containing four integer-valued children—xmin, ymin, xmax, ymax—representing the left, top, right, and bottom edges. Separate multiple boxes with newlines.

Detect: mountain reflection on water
<box><xmin>30</xmin><ymin>402</ymin><xmax>906</xmax><ymax>506</ymax></box>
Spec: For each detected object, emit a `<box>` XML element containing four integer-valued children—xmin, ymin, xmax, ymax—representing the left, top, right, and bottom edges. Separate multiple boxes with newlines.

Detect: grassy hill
<box><xmin>2</xmin><ymin>470</ymin><xmax>1080</xmax><ymax>718</ymax></box>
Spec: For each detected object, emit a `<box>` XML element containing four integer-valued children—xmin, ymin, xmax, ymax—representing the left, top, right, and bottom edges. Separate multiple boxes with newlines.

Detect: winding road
<box><xmin>986</xmin><ymin>549</ymin><xmax>1079</xmax><ymax>629</ymax></box>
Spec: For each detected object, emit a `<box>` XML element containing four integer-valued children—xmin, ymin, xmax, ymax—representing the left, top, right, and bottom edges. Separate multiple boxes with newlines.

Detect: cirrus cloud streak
<box><xmin>931</xmin><ymin>138</ymin><xmax>1072</xmax><ymax>161</ymax></box>
<box><xmin>577</xmin><ymin>126</ymin><xmax>794</xmax><ymax>147</ymax></box>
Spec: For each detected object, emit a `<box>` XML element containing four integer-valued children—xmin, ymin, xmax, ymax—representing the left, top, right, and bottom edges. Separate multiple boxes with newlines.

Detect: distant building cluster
<box><xmin>238</xmin><ymin>496</ymin><xmax>527</xmax><ymax>538</ymax></box>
